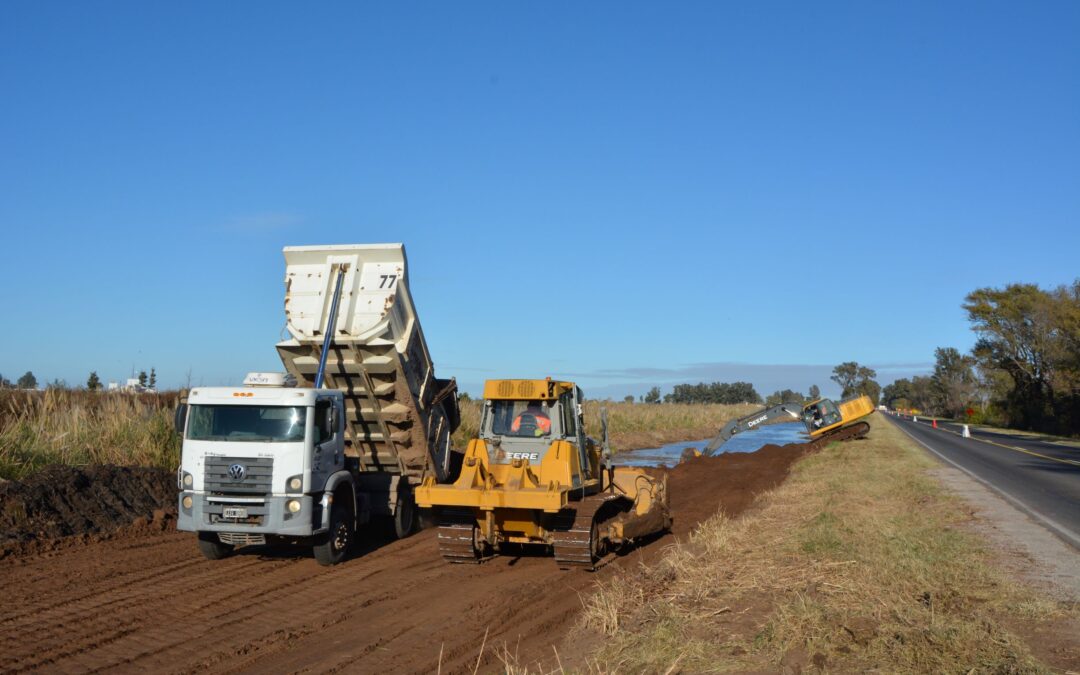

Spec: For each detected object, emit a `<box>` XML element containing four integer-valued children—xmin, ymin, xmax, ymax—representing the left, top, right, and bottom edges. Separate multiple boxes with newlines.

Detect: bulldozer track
<box><xmin>817</xmin><ymin>420</ymin><xmax>871</xmax><ymax>445</ymax></box>
<box><xmin>551</xmin><ymin>494</ymin><xmax>617</xmax><ymax>570</ymax></box>
<box><xmin>436</xmin><ymin>508</ymin><xmax>489</xmax><ymax>564</ymax></box>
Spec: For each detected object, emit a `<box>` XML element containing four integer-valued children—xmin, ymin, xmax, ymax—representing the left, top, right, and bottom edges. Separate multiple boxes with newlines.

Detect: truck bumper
<box><xmin>177</xmin><ymin>492</ymin><xmax>327</xmax><ymax>537</ymax></box>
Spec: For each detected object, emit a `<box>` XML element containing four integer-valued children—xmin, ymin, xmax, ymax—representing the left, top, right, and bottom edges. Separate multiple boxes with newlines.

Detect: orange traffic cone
<box><xmin>932</xmin><ymin>419</ymin><xmax>938</xmax><ymax>429</ymax></box>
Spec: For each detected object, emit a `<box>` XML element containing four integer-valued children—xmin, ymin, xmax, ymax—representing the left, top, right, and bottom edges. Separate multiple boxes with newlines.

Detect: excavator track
<box><xmin>817</xmin><ymin>421</ymin><xmax>871</xmax><ymax>445</ymax></box>
<box><xmin>436</xmin><ymin>508</ymin><xmax>489</xmax><ymax>564</ymax></box>
<box><xmin>551</xmin><ymin>495</ymin><xmax>616</xmax><ymax>570</ymax></box>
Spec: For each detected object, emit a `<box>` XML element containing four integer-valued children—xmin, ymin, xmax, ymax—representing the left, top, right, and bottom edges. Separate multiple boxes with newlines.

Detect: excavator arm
<box><xmin>703</xmin><ymin>402</ymin><xmax>803</xmax><ymax>456</ymax></box>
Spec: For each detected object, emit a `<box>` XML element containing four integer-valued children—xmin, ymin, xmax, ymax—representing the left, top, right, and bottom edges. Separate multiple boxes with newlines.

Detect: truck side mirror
<box><xmin>174</xmin><ymin>403</ymin><xmax>188</xmax><ymax>435</ymax></box>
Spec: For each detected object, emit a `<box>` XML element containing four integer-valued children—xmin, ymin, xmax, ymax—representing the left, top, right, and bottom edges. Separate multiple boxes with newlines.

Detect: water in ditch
<box><xmin>615</xmin><ymin>421</ymin><xmax>809</xmax><ymax>468</ymax></box>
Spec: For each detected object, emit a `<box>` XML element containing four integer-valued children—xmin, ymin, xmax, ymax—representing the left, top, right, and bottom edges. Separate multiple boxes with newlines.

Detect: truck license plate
<box><xmin>223</xmin><ymin>506</ymin><xmax>248</xmax><ymax>519</ymax></box>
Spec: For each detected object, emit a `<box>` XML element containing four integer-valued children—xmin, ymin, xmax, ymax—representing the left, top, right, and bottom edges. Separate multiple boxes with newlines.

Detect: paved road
<box><xmin>883</xmin><ymin>413</ymin><xmax>1080</xmax><ymax>549</ymax></box>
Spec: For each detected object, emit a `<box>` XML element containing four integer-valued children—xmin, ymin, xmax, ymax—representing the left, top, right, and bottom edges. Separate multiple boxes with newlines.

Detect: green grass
<box><xmin>575</xmin><ymin>414</ymin><xmax>1069</xmax><ymax>673</ymax></box>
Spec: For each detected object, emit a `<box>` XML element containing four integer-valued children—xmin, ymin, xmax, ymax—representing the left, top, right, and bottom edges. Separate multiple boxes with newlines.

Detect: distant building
<box><xmin>120</xmin><ymin>378</ymin><xmax>155</xmax><ymax>394</ymax></box>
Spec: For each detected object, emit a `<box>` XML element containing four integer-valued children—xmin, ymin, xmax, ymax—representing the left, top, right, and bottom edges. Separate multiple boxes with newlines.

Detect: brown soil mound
<box><xmin>654</xmin><ymin>443</ymin><xmax>814</xmax><ymax>536</ymax></box>
<box><xmin>0</xmin><ymin>464</ymin><xmax>175</xmax><ymax>548</ymax></box>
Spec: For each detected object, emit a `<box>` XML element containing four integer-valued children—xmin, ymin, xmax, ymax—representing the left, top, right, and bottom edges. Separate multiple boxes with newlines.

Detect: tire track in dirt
<box><xmin>0</xmin><ymin>442</ymin><xmax>812</xmax><ymax>674</ymax></box>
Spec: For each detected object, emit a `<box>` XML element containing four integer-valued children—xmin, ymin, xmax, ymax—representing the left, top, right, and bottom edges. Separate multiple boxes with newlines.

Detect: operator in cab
<box><xmin>511</xmin><ymin>402</ymin><xmax>552</xmax><ymax>437</ymax></box>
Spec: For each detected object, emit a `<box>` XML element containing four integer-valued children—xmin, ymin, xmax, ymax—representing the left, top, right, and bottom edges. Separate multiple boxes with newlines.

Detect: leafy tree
<box><xmin>909</xmin><ymin>375</ymin><xmax>937</xmax><ymax>414</ymax></box>
<box><xmin>666</xmin><ymin>381</ymin><xmax>761</xmax><ymax>404</ymax></box>
<box><xmin>963</xmin><ymin>280</ymin><xmax>1080</xmax><ymax>432</ymax></box>
<box><xmin>47</xmin><ymin>378</ymin><xmax>67</xmax><ymax>390</ymax></box>
<box><xmin>623</xmin><ymin>395</ymin><xmax>635</xmax><ymax>403</ymax></box>
<box><xmin>965</xmin><ymin>283</ymin><xmax>1060</xmax><ymax>430</ymax></box>
<box><xmin>17</xmin><ymin>371</ymin><xmax>37</xmax><ymax>389</ymax></box>
<box><xmin>860</xmin><ymin>379</ymin><xmax>881</xmax><ymax>406</ymax></box>
<box><xmin>765</xmin><ymin>389</ymin><xmax>804</xmax><ymax>406</ymax></box>
<box><xmin>0</xmin><ymin>373</ymin><xmax>10</xmax><ymax>388</ymax></box>
<box><xmin>881</xmin><ymin>378</ymin><xmax>911</xmax><ymax>408</ymax></box>
<box><xmin>726</xmin><ymin>381</ymin><xmax>762</xmax><ymax>404</ymax></box>
<box><xmin>931</xmin><ymin>347</ymin><xmax>977</xmax><ymax>417</ymax></box>
<box><xmin>808</xmin><ymin>384</ymin><xmax>820</xmax><ymax>400</ymax></box>
<box><xmin>457</xmin><ymin>392</ymin><xmax>471</xmax><ymax>402</ymax></box>
<box><xmin>643</xmin><ymin>386</ymin><xmax>661</xmax><ymax>404</ymax></box>
<box><xmin>830</xmin><ymin>362</ymin><xmax>880</xmax><ymax>403</ymax></box>
<box><xmin>87</xmin><ymin>371</ymin><xmax>102</xmax><ymax>391</ymax></box>
<box><xmin>137</xmin><ymin>370</ymin><xmax>148</xmax><ymax>388</ymax></box>
<box><xmin>149</xmin><ymin>368</ymin><xmax>157</xmax><ymax>389</ymax></box>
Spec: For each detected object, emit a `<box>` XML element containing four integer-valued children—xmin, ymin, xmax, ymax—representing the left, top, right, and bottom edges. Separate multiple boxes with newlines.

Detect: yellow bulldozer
<box><xmin>414</xmin><ymin>378</ymin><xmax>672</xmax><ymax>569</ymax></box>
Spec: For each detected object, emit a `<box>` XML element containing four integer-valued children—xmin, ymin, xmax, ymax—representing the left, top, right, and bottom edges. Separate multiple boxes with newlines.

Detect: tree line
<box><xmin>0</xmin><ymin>368</ymin><xmax>157</xmax><ymax>391</ymax></box>
<box><xmin>881</xmin><ymin>281</ymin><xmax>1080</xmax><ymax>435</ymax></box>
<box><xmin>638</xmin><ymin>381</ymin><xmax>837</xmax><ymax>407</ymax></box>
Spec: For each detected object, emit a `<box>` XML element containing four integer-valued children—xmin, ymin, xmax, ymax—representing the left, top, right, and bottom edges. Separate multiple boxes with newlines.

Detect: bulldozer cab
<box><xmin>480</xmin><ymin>379</ymin><xmax>588</xmax><ymax>468</ymax></box>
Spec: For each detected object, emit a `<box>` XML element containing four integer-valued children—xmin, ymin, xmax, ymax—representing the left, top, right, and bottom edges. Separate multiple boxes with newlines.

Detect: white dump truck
<box><xmin>176</xmin><ymin>244</ymin><xmax>460</xmax><ymax>565</ymax></box>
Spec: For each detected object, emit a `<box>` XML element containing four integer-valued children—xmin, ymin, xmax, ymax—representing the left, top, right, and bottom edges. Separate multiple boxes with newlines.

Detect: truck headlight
<box><xmin>182</xmin><ymin>495</ymin><xmax>193</xmax><ymax>509</ymax></box>
<box><xmin>289</xmin><ymin>477</ymin><xmax>302</xmax><ymax>491</ymax></box>
<box><xmin>183</xmin><ymin>473</ymin><xmax>193</xmax><ymax>487</ymax></box>
<box><xmin>287</xmin><ymin>500</ymin><xmax>301</xmax><ymax>513</ymax></box>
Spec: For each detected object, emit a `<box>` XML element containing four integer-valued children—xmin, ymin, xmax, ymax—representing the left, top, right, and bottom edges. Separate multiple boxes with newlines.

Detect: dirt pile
<box><xmin>0</xmin><ymin>464</ymin><xmax>176</xmax><ymax>549</ymax></box>
<box><xmin>654</xmin><ymin>442</ymin><xmax>815</xmax><ymax>536</ymax></box>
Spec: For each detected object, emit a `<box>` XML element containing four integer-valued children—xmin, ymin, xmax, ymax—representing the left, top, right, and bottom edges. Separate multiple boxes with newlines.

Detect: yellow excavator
<box><xmin>414</xmin><ymin>378</ymin><xmax>671</xmax><ymax>569</ymax></box>
<box><xmin>702</xmin><ymin>394</ymin><xmax>876</xmax><ymax>455</ymax></box>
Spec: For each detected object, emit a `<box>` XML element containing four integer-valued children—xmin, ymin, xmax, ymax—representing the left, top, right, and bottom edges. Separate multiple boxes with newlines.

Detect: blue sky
<box><xmin>1</xmin><ymin>2</ymin><xmax>1077</xmax><ymax>399</ymax></box>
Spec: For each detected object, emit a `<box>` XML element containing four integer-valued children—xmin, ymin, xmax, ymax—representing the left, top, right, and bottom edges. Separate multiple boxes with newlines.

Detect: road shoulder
<box><xmin>928</xmin><ymin>465</ymin><xmax>1080</xmax><ymax>602</ymax></box>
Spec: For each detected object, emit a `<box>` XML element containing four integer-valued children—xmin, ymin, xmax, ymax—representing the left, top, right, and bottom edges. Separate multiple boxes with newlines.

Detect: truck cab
<box><xmin>176</xmin><ymin>372</ymin><xmax>364</xmax><ymax>565</ymax></box>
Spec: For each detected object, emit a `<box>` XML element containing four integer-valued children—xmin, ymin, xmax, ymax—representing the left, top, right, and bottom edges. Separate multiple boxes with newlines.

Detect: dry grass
<box><xmin>572</xmin><ymin>414</ymin><xmax>1070</xmax><ymax>672</ymax></box>
<box><xmin>2</xmin><ymin>389</ymin><xmax>754</xmax><ymax>480</ymax></box>
<box><xmin>452</xmin><ymin>400</ymin><xmax>758</xmax><ymax>451</ymax></box>
<box><xmin>0</xmin><ymin>390</ymin><xmax>181</xmax><ymax>480</ymax></box>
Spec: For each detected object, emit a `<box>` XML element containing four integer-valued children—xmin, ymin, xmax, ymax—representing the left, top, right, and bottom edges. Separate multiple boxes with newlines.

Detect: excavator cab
<box><xmin>804</xmin><ymin>399</ymin><xmax>842</xmax><ymax>431</ymax></box>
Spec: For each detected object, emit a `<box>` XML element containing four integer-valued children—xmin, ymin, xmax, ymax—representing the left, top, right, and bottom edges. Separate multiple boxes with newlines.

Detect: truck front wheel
<box><xmin>197</xmin><ymin>532</ymin><xmax>233</xmax><ymax>560</ymax></box>
<box><xmin>314</xmin><ymin>499</ymin><xmax>353</xmax><ymax>566</ymax></box>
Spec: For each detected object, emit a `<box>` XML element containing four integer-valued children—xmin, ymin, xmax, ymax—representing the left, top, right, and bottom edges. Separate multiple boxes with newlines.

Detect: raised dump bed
<box><xmin>276</xmin><ymin>244</ymin><xmax>460</xmax><ymax>516</ymax></box>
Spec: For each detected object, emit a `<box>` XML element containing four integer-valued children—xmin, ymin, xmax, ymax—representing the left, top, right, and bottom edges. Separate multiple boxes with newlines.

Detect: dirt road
<box><xmin>0</xmin><ymin>443</ymin><xmax>812</xmax><ymax>674</ymax></box>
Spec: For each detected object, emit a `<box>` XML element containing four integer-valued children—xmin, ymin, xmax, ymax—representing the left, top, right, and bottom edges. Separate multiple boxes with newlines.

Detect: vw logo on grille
<box><xmin>227</xmin><ymin>463</ymin><xmax>247</xmax><ymax>481</ymax></box>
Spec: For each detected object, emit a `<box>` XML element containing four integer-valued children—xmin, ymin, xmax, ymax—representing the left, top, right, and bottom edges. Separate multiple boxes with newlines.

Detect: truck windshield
<box><xmin>186</xmin><ymin>405</ymin><xmax>306</xmax><ymax>442</ymax></box>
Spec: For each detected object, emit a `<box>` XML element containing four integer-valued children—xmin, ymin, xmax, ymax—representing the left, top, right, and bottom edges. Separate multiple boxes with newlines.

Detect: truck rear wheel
<box><xmin>314</xmin><ymin>499</ymin><xmax>353</xmax><ymax>566</ymax></box>
<box><xmin>197</xmin><ymin>532</ymin><xmax>233</xmax><ymax>560</ymax></box>
<box><xmin>383</xmin><ymin>489</ymin><xmax>415</xmax><ymax>540</ymax></box>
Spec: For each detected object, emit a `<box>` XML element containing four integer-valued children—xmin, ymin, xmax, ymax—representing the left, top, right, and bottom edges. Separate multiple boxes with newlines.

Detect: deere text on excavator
<box><xmin>414</xmin><ymin>378</ymin><xmax>672</xmax><ymax>570</ymax></box>
<box><xmin>703</xmin><ymin>394</ymin><xmax>876</xmax><ymax>455</ymax></box>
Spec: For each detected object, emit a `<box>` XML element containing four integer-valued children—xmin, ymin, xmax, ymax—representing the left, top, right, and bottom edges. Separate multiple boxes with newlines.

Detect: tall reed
<box><xmin>0</xmin><ymin>390</ymin><xmax>181</xmax><ymax>480</ymax></box>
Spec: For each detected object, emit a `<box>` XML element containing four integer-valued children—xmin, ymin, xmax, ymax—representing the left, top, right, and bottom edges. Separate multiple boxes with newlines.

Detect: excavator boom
<box><xmin>703</xmin><ymin>402</ymin><xmax>802</xmax><ymax>455</ymax></box>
